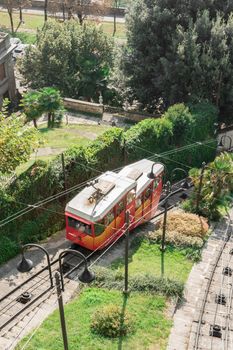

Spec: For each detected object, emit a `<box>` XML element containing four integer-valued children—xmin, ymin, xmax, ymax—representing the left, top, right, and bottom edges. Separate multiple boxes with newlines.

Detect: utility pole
<box><xmin>123</xmin><ymin>210</ymin><xmax>130</xmax><ymax>294</ymax></box>
<box><xmin>55</xmin><ymin>272</ymin><xmax>69</xmax><ymax>350</ymax></box>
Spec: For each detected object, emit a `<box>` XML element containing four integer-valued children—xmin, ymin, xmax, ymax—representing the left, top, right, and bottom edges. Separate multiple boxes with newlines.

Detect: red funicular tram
<box><xmin>65</xmin><ymin>159</ymin><xmax>164</xmax><ymax>250</ymax></box>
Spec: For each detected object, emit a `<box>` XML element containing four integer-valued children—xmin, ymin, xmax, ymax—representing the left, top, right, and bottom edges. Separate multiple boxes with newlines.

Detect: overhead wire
<box><xmin>0</xmin><ymin>138</ymin><xmax>217</xmax><ymax>228</ymax></box>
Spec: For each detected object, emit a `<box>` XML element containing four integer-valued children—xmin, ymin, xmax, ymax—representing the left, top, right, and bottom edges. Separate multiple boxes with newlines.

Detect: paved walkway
<box><xmin>167</xmin><ymin>208</ymin><xmax>233</xmax><ymax>350</ymax></box>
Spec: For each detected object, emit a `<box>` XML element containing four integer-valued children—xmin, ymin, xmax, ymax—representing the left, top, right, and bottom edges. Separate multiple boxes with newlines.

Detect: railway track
<box><xmin>188</xmin><ymin>216</ymin><xmax>233</xmax><ymax>350</ymax></box>
<box><xmin>0</xmin><ymin>180</ymin><xmax>191</xmax><ymax>349</ymax></box>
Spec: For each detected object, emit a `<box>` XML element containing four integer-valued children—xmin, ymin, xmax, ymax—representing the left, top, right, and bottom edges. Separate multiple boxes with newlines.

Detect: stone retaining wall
<box><xmin>63</xmin><ymin>97</ymin><xmax>104</xmax><ymax>115</ymax></box>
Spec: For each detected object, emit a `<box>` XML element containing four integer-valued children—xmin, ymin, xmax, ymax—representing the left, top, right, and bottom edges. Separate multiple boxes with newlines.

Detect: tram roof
<box><xmin>65</xmin><ymin>171</ymin><xmax>136</xmax><ymax>222</ymax></box>
<box><xmin>118</xmin><ymin>159</ymin><xmax>164</xmax><ymax>196</ymax></box>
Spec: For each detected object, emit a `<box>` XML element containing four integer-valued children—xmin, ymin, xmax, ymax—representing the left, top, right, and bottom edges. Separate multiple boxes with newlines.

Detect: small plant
<box><xmin>91</xmin><ymin>304</ymin><xmax>134</xmax><ymax>338</ymax></box>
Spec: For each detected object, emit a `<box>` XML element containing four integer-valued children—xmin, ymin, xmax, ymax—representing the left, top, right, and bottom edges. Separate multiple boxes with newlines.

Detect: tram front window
<box><xmin>94</xmin><ymin>219</ymin><xmax>105</xmax><ymax>236</ymax></box>
<box><xmin>67</xmin><ymin>217</ymin><xmax>92</xmax><ymax>235</ymax></box>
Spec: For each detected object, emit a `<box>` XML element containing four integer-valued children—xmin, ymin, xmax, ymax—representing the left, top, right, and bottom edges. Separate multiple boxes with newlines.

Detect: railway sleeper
<box><xmin>222</xmin><ymin>267</ymin><xmax>233</xmax><ymax>276</ymax></box>
<box><xmin>209</xmin><ymin>324</ymin><xmax>223</xmax><ymax>338</ymax></box>
<box><xmin>215</xmin><ymin>293</ymin><xmax>227</xmax><ymax>305</ymax></box>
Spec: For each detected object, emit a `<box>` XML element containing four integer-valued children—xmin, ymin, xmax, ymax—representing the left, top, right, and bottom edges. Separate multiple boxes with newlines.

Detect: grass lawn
<box><xmin>17</xmin><ymin>288</ymin><xmax>172</xmax><ymax>350</ymax></box>
<box><xmin>0</xmin><ymin>12</ymin><xmax>126</xmax><ymax>42</ymax></box>
<box><xmin>16</xmin><ymin>123</ymin><xmax>110</xmax><ymax>175</ymax></box>
<box><xmin>38</xmin><ymin>123</ymin><xmax>110</xmax><ymax>149</ymax></box>
<box><xmin>111</xmin><ymin>238</ymin><xmax>193</xmax><ymax>283</ymax></box>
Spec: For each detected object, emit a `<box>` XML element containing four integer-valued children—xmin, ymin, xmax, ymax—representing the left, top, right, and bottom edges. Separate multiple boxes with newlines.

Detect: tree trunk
<box><xmin>77</xmin><ymin>12</ymin><xmax>83</xmax><ymax>25</ymax></box>
<box><xmin>62</xmin><ymin>3</ymin><xmax>66</xmax><ymax>21</ymax></box>
<box><xmin>51</xmin><ymin>113</ymin><xmax>55</xmax><ymax>128</ymax></box>
<box><xmin>33</xmin><ymin>119</ymin><xmax>38</xmax><ymax>128</ymax></box>
<box><xmin>113</xmin><ymin>12</ymin><xmax>116</xmax><ymax>36</ymax></box>
<box><xmin>67</xmin><ymin>7</ymin><xmax>72</xmax><ymax>20</ymax></box>
<box><xmin>44</xmin><ymin>0</ymin><xmax>48</xmax><ymax>22</ymax></box>
<box><xmin>48</xmin><ymin>112</ymin><xmax>52</xmax><ymax>128</ymax></box>
<box><xmin>8</xmin><ymin>10</ymin><xmax>14</xmax><ymax>34</ymax></box>
<box><xmin>19</xmin><ymin>5</ymin><xmax>23</xmax><ymax>22</ymax></box>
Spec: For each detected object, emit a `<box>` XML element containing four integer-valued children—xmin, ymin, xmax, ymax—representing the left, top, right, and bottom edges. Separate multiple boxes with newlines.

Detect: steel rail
<box><xmin>0</xmin><ymin>180</ymin><xmax>191</xmax><ymax>335</ymax></box>
<box><xmin>193</xmin><ymin>219</ymin><xmax>232</xmax><ymax>350</ymax></box>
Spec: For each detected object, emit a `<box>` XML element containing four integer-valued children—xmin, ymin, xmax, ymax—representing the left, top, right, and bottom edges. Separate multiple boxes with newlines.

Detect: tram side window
<box><xmin>153</xmin><ymin>179</ymin><xmax>159</xmax><ymax>190</ymax></box>
<box><xmin>116</xmin><ymin>200</ymin><xmax>124</xmax><ymax>216</ymax></box>
<box><xmin>145</xmin><ymin>187</ymin><xmax>152</xmax><ymax>200</ymax></box>
<box><xmin>67</xmin><ymin>217</ymin><xmax>92</xmax><ymax>235</ymax></box>
<box><xmin>105</xmin><ymin>210</ymin><xmax>115</xmax><ymax>226</ymax></box>
<box><xmin>94</xmin><ymin>219</ymin><xmax>105</xmax><ymax>236</ymax></box>
<box><xmin>135</xmin><ymin>194</ymin><xmax>143</xmax><ymax>209</ymax></box>
<box><xmin>127</xmin><ymin>190</ymin><xmax>135</xmax><ymax>205</ymax></box>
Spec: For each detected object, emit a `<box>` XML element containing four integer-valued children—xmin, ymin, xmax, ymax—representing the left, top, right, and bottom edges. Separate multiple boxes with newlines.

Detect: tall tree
<box><xmin>3</xmin><ymin>0</ymin><xmax>31</xmax><ymax>33</ymax></box>
<box><xmin>49</xmin><ymin>0</ymin><xmax>111</xmax><ymax>25</ymax></box>
<box><xmin>20</xmin><ymin>21</ymin><xmax>113</xmax><ymax>102</ymax></box>
<box><xmin>119</xmin><ymin>0</ymin><xmax>233</xmax><ymax>117</ymax></box>
<box><xmin>3</xmin><ymin>0</ymin><xmax>15</xmax><ymax>33</ymax></box>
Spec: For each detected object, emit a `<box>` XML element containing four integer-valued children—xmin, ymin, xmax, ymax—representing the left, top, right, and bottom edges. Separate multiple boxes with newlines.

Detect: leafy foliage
<box><xmin>93</xmin><ymin>266</ymin><xmax>184</xmax><ymax>297</ymax></box>
<box><xmin>118</xmin><ymin>0</ymin><xmax>233</xmax><ymax>118</ymax></box>
<box><xmin>21</xmin><ymin>87</ymin><xmax>64</xmax><ymax>128</ymax></box>
<box><xmin>0</xmin><ymin>103</ymin><xmax>39</xmax><ymax>174</ymax></box>
<box><xmin>91</xmin><ymin>304</ymin><xmax>134</xmax><ymax>338</ymax></box>
<box><xmin>20</xmin><ymin>21</ymin><xmax>113</xmax><ymax>102</ymax></box>
<box><xmin>183</xmin><ymin>152</ymin><xmax>233</xmax><ymax>220</ymax></box>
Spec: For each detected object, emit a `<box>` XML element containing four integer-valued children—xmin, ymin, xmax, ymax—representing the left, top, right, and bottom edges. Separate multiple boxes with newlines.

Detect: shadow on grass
<box><xmin>118</xmin><ymin>293</ymin><xmax>128</xmax><ymax>350</ymax></box>
<box><xmin>110</xmin><ymin>232</ymin><xmax>145</xmax><ymax>271</ymax></box>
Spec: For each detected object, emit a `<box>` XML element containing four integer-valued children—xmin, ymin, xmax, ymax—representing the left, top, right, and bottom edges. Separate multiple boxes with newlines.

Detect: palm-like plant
<box><xmin>21</xmin><ymin>91</ymin><xmax>43</xmax><ymax>128</ymax></box>
<box><xmin>39</xmin><ymin>87</ymin><xmax>64</xmax><ymax>128</ymax></box>
<box><xmin>188</xmin><ymin>152</ymin><xmax>233</xmax><ymax>220</ymax></box>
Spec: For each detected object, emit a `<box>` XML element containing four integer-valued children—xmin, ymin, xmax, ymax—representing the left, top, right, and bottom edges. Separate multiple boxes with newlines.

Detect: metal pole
<box><xmin>123</xmin><ymin>211</ymin><xmax>130</xmax><ymax>294</ymax></box>
<box><xmin>160</xmin><ymin>182</ymin><xmax>170</xmax><ymax>277</ymax></box>
<box><xmin>55</xmin><ymin>272</ymin><xmax>69</xmax><ymax>350</ymax></box>
<box><xmin>22</xmin><ymin>243</ymin><xmax>53</xmax><ymax>288</ymax></box>
<box><xmin>196</xmin><ymin>162</ymin><xmax>206</xmax><ymax>212</ymax></box>
<box><xmin>61</xmin><ymin>153</ymin><xmax>67</xmax><ymax>192</ymax></box>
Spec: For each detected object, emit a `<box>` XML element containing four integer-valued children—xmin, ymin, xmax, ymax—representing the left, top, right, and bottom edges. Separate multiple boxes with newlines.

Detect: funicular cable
<box><xmin>0</xmin><ymin>139</ymin><xmax>218</xmax><ymax>229</ymax></box>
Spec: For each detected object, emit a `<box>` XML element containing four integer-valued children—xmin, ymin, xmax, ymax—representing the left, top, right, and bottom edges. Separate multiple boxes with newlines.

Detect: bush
<box><xmin>147</xmin><ymin>210</ymin><xmax>209</xmax><ymax>248</ymax></box>
<box><xmin>0</xmin><ymin>236</ymin><xmax>19</xmax><ymax>264</ymax></box>
<box><xmin>129</xmin><ymin>274</ymin><xmax>184</xmax><ymax>297</ymax></box>
<box><xmin>92</xmin><ymin>266</ymin><xmax>184</xmax><ymax>297</ymax></box>
<box><xmin>91</xmin><ymin>304</ymin><xmax>134</xmax><ymax>338</ymax></box>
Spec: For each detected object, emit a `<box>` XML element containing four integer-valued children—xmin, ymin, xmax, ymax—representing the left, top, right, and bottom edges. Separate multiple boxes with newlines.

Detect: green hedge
<box><xmin>0</xmin><ymin>102</ymin><xmax>217</xmax><ymax>264</ymax></box>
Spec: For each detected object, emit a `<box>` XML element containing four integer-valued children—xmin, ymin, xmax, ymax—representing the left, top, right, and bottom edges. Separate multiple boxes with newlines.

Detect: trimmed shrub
<box><xmin>161</xmin><ymin>211</ymin><xmax>209</xmax><ymax>238</ymax></box>
<box><xmin>92</xmin><ymin>266</ymin><xmax>184</xmax><ymax>297</ymax></box>
<box><xmin>91</xmin><ymin>304</ymin><xmax>134</xmax><ymax>338</ymax></box>
<box><xmin>147</xmin><ymin>210</ymin><xmax>209</xmax><ymax>248</ymax></box>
